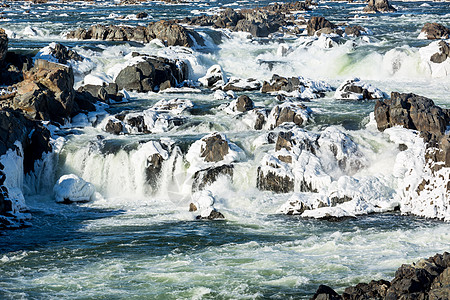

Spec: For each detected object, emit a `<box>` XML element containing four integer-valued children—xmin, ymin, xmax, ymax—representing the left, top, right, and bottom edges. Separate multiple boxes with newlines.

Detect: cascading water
<box><xmin>1</xmin><ymin>0</ymin><xmax>449</xmax><ymax>299</ymax></box>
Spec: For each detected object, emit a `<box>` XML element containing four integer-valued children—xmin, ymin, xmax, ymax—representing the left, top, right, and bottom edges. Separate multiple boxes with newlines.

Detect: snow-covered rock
<box><xmin>53</xmin><ymin>174</ymin><xmax>98</xmax><ymax>203</ymax></box>
<box><xmin>334</xmin><ymin>78</ymin><xmax>386</xmax><ymax>100</ymax></box>
<box><xmin>189</xmin><ymin>190</ymin><xmax>225</xmax><ymax>219</ymax></box>
<box><xmin>199</xmin><ymin>64</ymin><xmax>227</xmax><ymax>88</ymax></box>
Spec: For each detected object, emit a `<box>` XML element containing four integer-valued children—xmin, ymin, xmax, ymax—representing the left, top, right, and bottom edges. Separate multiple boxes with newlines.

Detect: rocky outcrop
<box><xmin>199</xmin><ymin>64</ymin><xmax>226</xmax><ymax>88</ymax></box>
<box><xmin>0</xmin><ymin>28</ymin><xmax>7</xmax><ymax>63</ymax></box>
<box><xmin>334</xmin><ymin>78</ymin><xmax>385</xmax><ymax>100</ymax></box>
<box><xmin>430</xmin><ymin>40</ymin><xmax>450</xmax><ymax>64</ymax></box>
<box><xmin>0</xmin><ymin>109</ymin><xmax>51</xmax><ymax>229</ymax></box>
<box><xmin>363</xmin><ymin>0</ymin><xmax>396</xmax><ymax>13</ymax></box>
<box><xmin>180</xmin><ymin>2</ymin><xmax>309</xmax><ymax>38</ymax></box>
<box><xmin>306</xmin><ymin>16</ymin><xmax>335</xmax><ymax>36</ymax></box>
<box><xmin>10</xmin><ymin>59</ymin><xmax>75</xmax><ymax>124</ymax></box>
<box><xmin>114</xmin><ymin>55</ymin><xmax>188</xmax><ymax>92</ymax></box>
<box><xmin>200</xmin><ymin>133</ymin><xmax>229</xmax><ymax>163</ymax></box>
<box><xmin>221</xmin><ymin>77</ymin><xmax>261</xmax><ymax>92</ymax></box>
<box><xmin>374</xmin><ymin>92</ymin><xmax>450</xmax><ymax>134</ymax></box>
<box><xmin>66</xmin><ymin>21</ymin><xmax>204</xmax><ymax>47</ymax></box>
<box><xmin>312</xmin><ymin>252</ymin><xmax>450</xmax><ymax>300</ymax></box>
<box><xmin>77</xmin><ymin>82</ymin><xmax>123</xmax><ymax>105</ymax></box>
<box><xmin>49</xmin><ymin>43</ymin><xmax>83</xmax><ymax>65</ymax></box>
<box><xmin>266</xmin><ymin>102</ymin><xmax>312</xmax><ymax>129</ymax></box>
<box><xmin>420</xmin><ymin>23</ymin><xmax>450</xmax><ymax>40</ymax></box>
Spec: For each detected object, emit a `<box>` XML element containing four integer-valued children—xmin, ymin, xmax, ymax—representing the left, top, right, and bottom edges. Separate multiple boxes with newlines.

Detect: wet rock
<box><xmin>77</xmin><ymin>83</ymin><xmax>122</xmax><ymax>104</ymax></box>
<box><xmin>261</xmin><ymin>74</ymin><xmax>330</xmax><ymax>99</ymax></box>
<box><xmin>344</xmin><ymin>25</ymin><xmax>366</xmax><ymax>37</ymax></box>
<box><xmin>363</xmin><ymin>0</ymin><xmax>396</xmax><ymax>13</ymax></box>
<box><xmin>221</xmin><ymin>77</ymin><xmax>261</xmax><ymax>92</ymax></box>
<box><xmin>104</xmin><ymin>118</ymin><xmax>124</xmax><ymax>135</ymax></box>
<box><xmin>136</xmin><ymin>12</ymin><xmax>148</xmax><ymax>19</ymax></box>
<box><xmin>420</xmin><ymin>23</ymin><xmax>450</xmax><ymax>40</ymax></box>
<box><xmin>262</xmin><ymin>74</ymin><xmax>302</xmax><ymax>93</ymax></box>
<box><xmin>342</xmin><ymin>280</ymin><xmax>390</xmax><ymax>299</ymax></box>
<box><xmin>234</xmin><ymin>19</ymin><xmax>270</xmax><ymax>37</ymax></box>
<box><xmin>430</xmin><ymin>41</ymin><xmax>450</xmax><ymax>64</ymax></box>
<box><xmin>49</xmin><ymin>43</ymin><xmax>83</xmax><ymax>65</ymax></box>
<box><xmin>307</xmin><ymin>16</ymin><xmax>335</xmax><ymax>36</ymax></box>
<box><xmin>192</xmin><ymin>164</ymin><xmax>233</xmax><ymax>191</ymax></box>
<box><xmin>147</xmin><ymin>20</ymin><xmax>204</xmax><ymax>47</ymax></box>
<box><xmin>257</xmin><ymin>166</ymin><xmax>294</xmax><ymax>193</ymax></box>
<box><xmin>311</xmin><ymin>285</ymin><xmax>342</xmax><ymax>300</ymax></box>
<box><xmin>12</xmin><ymin>59</ymin><xmax>75</xmax><ymax>124</ymax></box>
<box><xmin>0</xmin><ymin>52</ymin><xmax>33</xmax><ymax>86</ymax></box>
<box><xmin>234</xmin><ymin>95</ymin><xmax>254</xmax><ymax>112</ymax></box>
<box><xmin>374</xmin><ymin>92</ymin><xmax>450</xmax><ymax>134</ymax></box>
<box><xmin>146</xmin><ymin>152</ymin><xmax>164</xmax><ymax>191</ymax></box>
<box><xmin>115</xmin><ymin>55</ymin><xmax>188</xmax><ymax>92</ymax></box>
<box><xmin>199</xmin><ymin>64</ymin><xmax>227</xmax><ymax>88</ymax></box>
<box><xmin>334</xmin><ymin>78</ymin><xmax>385</xmax><ymax>100</ymax></box>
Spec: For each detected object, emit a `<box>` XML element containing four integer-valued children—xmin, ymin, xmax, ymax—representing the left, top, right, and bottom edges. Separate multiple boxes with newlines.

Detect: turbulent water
<box><xmin>1</xmin><ymin>0</ymin><xmax>450</xmax><ymax>299</ymax></box>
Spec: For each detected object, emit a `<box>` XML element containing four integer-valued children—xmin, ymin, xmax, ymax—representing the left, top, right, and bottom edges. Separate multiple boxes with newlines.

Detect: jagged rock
<box><xmin>115</xmin><ymin>55</ymin><xmax>188</xmax><ymax>92</ymax></box>
<box><xmin>311</xmin><ymin>285</ymin><xmax>342</xmax><ymax>300</ymax></box>
<box><xmin>363</xmin><ymin>0</ymin><xmax>396</xmax><ymax>13</ymax></box>
<box><xmin>200</xmin><ymin>133</ymin><xmax>229</xmax><ymax>163</ymax></box>
<box><xmin>234</xmin><ymin>19</ymin><xmax>270</xmax><ymax>37</ymax></box>
<box><xmin>145</xmin><ymin>152</ymin><xmax>164</xmax><ymax>191</ymax></box>
<box><xmin>234</xmin><ymin>95</ymin><xmax>254</xmax><ymax>112</ymax></box>
<box><xmin>374</xmin><ymin>92</ymin><xmax>450</xmax><ymax>134</ymax></box>
<box><xmin>420</xmin><ymin>23</ymin><xmax>450</xmax><ymax>40</ymax></box>
<box><xmin>0</xmin><ymin>28</ymin><xmax>7</xmax><ymax>63</ymax></box>
<box><xmin>262</xmin><ymin>74</ymin><xmax>302</xmax><ymax>93</ymax></box>
<box><xmin>257</xmin><ymin>166</ymin><xmax>294</xmax><ymax>193</ymax></box>
<box><xmin>49</xmin><ymin>43</ymin><xmax>83</xmax><ymax>65</ymax></box>
<box><xmin>147</xmin><ymin>20</ymin><xmax>204</xmax><ymax>47</ymax></box>
<box><xmin>307</xmin><ymin>16</ymin><xmax>335</xmax><ymax>36</ymax></box>
<box><xmin>77</xmin><ymin>83</ymin><xmax>122</xmax><ymax>104</ymax></box>
<box><xmin>430</xmin><ymin>41</ymin><xmax>450</xmax><ymax>64</ymax></box>
<box><xmin>192</xmin><ymin>164</ymin><xmax>233</xmax><ymax>191</ymax></box>
<box><xmin>12</xmin><ymin>59</ymin><xmax>75</xmax><ymax>124</ymax></box>
<box><xmin>342</xmin><ymin>280</ymin><xmax>390</xmax><ymax>299</ymax></box>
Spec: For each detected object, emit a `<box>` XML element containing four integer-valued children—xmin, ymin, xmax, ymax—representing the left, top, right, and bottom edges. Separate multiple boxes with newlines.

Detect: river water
<box><xmin>0</xmin><ymin>0</ymin><xmax>449</xmax><ymax>299</ymax></box>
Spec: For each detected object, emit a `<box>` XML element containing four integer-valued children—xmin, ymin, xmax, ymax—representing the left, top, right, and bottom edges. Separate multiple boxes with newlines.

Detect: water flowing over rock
<box><xmin>66</xmin><ymin>21</ymin><xmax>204</xmax><ymax>47</ymax></box>
<box><xmin>189</xmin><ymin>190</ymin><xmax>225</xmax><ymax>220</ymax></box>
<box><xmin>198</xmin><ymin>64</ymin><xmax>227</xmax><ymax>88</ymax></box>
<box><xmin>420</xmin><ymin>23</ymin><xmax>450</xmax><ymax>40</ymax></box>
<box><xmin>11</xmin><ymin>59</ymin><xmax>75</xmax><ymax>124</ymax></box>
<box><xmin>363</xmin><ymin>0</ymin><xmax>396</xmax><ymax>13</ymax></box>
<box><xmin>313</xmin><ymin>252</ymin><xmax>450</xmax><ymax>300</ymax></box>
<box><xmin>192</xmin><ymin>164</ymin><xmax>233</xmax><ymax>192</ymax></box>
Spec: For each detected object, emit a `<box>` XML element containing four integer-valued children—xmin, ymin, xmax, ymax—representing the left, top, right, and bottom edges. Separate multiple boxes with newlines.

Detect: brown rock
<box><xmin>307</xmin><ymin>16</ymin><xmax>335</xmax><ymax>36</ymax></box>
<box><xmin>421</xmin><ymin>23</ymin><xmax>450</xmax><ymax>40</ymax></box>
<box><xmin>200</xmin><ymin>133</ymin><xmax>229</xmax><ymax>162</ymax></box>
<box><xmin>234</xmin><ymin>95</ymin><xmax>254</xmax><ymax>112</ymax></box>
<box><xmin>430</xmin><ymin>41</ymin><xmax>450</xmax><ymax>64</ymax></box>
<box><xmin>363</xmin><ymin>0</ymin><xmax>396</xmax><ymax>13</ymax></box>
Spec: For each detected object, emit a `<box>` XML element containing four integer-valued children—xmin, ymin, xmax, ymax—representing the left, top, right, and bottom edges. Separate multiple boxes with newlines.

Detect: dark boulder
<box><xmin>268</xmin><ymin>103</ymin><xmax>310</xmax><ymax>129</ymax></box>
<box><xmin>50</xmin><ymin>43</ymin><xmax>83</xmax><ymax>65</ymax></box>
<box><xmin>0</xmin><ymin>52</ymin><xmax>33</xmax><ymax>86</ymax></box>
<box><xmin>195</xmin><ymin>210</ymin><xmax>225</xmax><ymax>220</ymax></box>
<box><xmin>234</xmin><ymin>95</ymin><xmax>254</xmax><ymax>112</ymax></box>
<box><xmin>136</xmin><ymin>12</ymin><xmax>148</xmax><ymax>19</ymax></box>
<box><xmin>307</xmin><ymin>16</ymin><xmax>335</xmax><ymax>36</ymax></box>
<box><xmin>344</xmin><ymin>25</ymin><xmax>365</xmax><ymax>37</ymax></box>
<box><xmin>115</xmin><ymin>56</ymin><xmax>188</xmax><ymax>92</ymax></box>
<box><xmin>363</xmin><ymin>0</ymin><xmax>396</xmax><ymax>13</ymax></box>
<box><xmin>147</xmin><ymin>20</ymin><xmax>204</xmax><ymax>47</ymax></box>
<box><xmin>342</xmin><ymin>280</ymin><xmax>390</xmax><ymax>300</ymax></box>
<box><xmin>311</xmin><ymin>285</ymin><xmax>342</xmax><ymax>300</ymax></box>
<box><xmin>145</xmin><ymin>152</ymin><xmax>165</xmax><ymax>191</ymax></box>
<box><xmin>430</xmin><ymin>41</ymin><xmax>450</xmax><ymax>64</ymax></box>
<box><xmin>12</xmin><ymin>59</ymin><xmax>75</xmax><ymax>124</ymax></box>
<box><xmin>77</xmin><ymin>83</ymin><xmax>122</xmax><ymax>104</ymax></box>
<box><xmin>420</xmin><ymin>23</ymin><xmax>450</xmax><ymax>40</ymax></box>
<box><xmin>104</xmin><ymin>119</ymin><xmax>124</xmax><ymax>135</ymax></box>
<box><xmin>192</xmin><ymin>164</ymin><xmax>233</xmax><ymax>191</ymax></box>
<box><xmin>262</xmin><ymin>74</ymin><xmax>303</xmax><ymax>93</ymax></box>
<box><xmin>374</xmin><ymin>92</ymin><xmax>450</xmax><ymax>134</ymax></box>
<box><xmin>234</xmin><ymin>19</ymin><xmax>270</xmax><ymax>37</ymax></box>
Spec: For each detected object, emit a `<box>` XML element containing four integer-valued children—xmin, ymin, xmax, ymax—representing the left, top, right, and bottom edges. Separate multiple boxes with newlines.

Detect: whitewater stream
<box><xmin>1</xmin><ymin>0</ymin><xmax>449</xmax><ymax>299</ymax></box>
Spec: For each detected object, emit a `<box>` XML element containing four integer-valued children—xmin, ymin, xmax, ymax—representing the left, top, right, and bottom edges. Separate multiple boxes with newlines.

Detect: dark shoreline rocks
<box><xmin>66</xmin><ymin>20</ymin><xmax>205</xmax><ymax>47</ymax></box>
<box><xmin>311</xmin><ymin>252</ymin><xmax>450</xmax><ymax>300</ymax></box>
